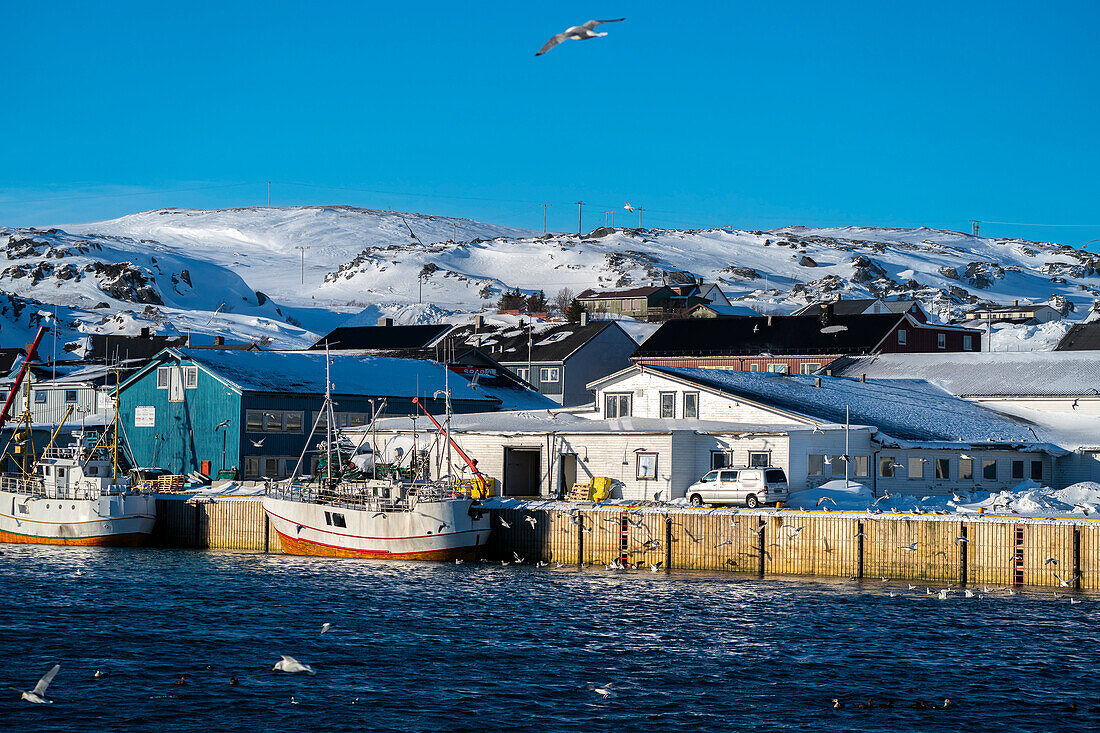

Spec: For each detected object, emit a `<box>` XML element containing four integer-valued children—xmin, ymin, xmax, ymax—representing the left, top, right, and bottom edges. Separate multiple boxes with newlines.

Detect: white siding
<box><xmin>596</xmin><ymin>371</ymin><xmax>806</xmax><ymax>424</ymax></box>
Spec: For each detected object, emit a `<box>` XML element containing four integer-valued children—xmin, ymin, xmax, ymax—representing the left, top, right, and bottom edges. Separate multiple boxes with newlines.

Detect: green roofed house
<box><xmin>117</xmin><ymin>348</ymin><xmax>551</xmax><ymax>480</ymax></box>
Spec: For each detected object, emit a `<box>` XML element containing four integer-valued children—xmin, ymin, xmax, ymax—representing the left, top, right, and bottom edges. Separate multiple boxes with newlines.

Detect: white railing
<box><xmin>266</xmin><ymin>479</ymin><xmax>467</xmax><ymax>512</ymax></box>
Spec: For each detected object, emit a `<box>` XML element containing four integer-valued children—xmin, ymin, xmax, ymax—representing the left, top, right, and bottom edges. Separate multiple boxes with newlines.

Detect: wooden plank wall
<box><xmin>153</xmin><ymin>497</ymin><xmax>273</xmax><ymax>552</ymax></box>
<box><xmin>485</xmin><ymin>508</ymin><xmax>1100</xmax><ymax>589</ymax></box>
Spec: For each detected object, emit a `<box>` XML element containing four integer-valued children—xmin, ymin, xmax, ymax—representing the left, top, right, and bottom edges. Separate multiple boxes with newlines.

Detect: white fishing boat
<box><xmin>0</xmin><ymin>429</ymin><xmax>156</xmax><ymax>546</ymax></box>
<box><xmin>262</xmin><ymin>347</ymin><xmax>491</xmax><ymax>560</ymax></box>
<box><xmin>0</xmin><ymin>327</ymin><xmax>155</xmax><ymax>546</ymax></box>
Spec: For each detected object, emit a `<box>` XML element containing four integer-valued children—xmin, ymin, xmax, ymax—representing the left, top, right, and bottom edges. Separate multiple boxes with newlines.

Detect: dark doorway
<box><xmin>558</xmin><ymin>453</ymin><xmax>577</xmax><ymax>497</ymax></box>
<box><xmin>504</xmin><ymin>448</ymin><xmax>541</xmax><ymax>497</ymax></box>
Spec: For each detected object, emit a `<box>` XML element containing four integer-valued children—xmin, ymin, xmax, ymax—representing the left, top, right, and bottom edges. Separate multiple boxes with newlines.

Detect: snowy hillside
<box><xmin>0</xmin><ymin>206</ymin><xmax>1096</xmax><ymax>353</ymax></box>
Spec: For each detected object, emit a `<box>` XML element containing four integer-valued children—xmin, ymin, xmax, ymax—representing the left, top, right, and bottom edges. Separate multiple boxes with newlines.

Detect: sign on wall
<box><xmin>135</xmin><ymin>406</ymin><xmax>155</xmax><ymax>427</ymax></box>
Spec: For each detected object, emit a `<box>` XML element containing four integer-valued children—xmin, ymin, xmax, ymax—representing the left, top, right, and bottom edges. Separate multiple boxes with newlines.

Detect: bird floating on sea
<box><xmin>274</xmin><ymin>656</ymin><xmax>316</xmax><ymax>675</ymax></box>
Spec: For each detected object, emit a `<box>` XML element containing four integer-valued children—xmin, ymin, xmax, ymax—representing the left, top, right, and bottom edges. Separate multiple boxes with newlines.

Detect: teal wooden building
<box><xmin>117</xmin><ymin>348</ymin><xmax>513</xmax><ymax>479</ymax></box>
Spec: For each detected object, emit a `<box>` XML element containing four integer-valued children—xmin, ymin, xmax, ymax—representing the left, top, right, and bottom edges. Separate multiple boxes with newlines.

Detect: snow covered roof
<box><xmin>1056</xmin><ymin>322</ymin><xmax>1100</xmax><ymax>351</ymax></box>
<box><xmin>829</xmin><ymin>352</ymin><xmax>1100</xmax><ymax>397</ymax></box>
<box><xmin>148</xmin><ymin>348</ymin><xmax>502</xmax><ymax>404</ymax></box>
<box><xmin>368</xmin><ymin>409</ymin><xmax>807</xmax><ymax>435</ymax></box>
<box><xmin>647</xmin><ymin>365</ymin><xmax>1038</xmax><ymax>444</ymax></box>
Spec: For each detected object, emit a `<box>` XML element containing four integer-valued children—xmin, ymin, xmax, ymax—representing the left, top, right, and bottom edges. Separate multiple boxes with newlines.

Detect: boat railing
<box><xmin>266</xmin><ymin>479</ymin><xmax>468</xmax><ymax>511</ymax></box>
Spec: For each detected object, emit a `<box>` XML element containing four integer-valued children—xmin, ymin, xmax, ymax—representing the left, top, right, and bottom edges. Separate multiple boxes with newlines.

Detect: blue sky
<box><xmin>2</xmin><ymin>2</ymin><xmax>1098</xmax><ymax>245</ymax></box>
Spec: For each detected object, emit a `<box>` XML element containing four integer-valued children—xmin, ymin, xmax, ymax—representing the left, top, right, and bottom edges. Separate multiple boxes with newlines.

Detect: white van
<box><xmin>684</xmin><ymin>467</ymin><xmax>789</xmax><ymax>508</ymax></box>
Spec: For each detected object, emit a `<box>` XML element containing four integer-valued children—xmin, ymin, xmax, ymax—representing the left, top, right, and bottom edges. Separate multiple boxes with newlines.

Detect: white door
<box><xmin>717</xmin><ymin>470</ymin><xmax>739</xmax><ymax>502</ymax></box>
<box><xmin>169</xmin><ymin>367</ymin><xmax>184</xmax><ymax>402</ymax></box>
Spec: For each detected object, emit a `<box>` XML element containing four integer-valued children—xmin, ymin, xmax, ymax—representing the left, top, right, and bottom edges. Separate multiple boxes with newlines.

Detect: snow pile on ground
<box><xmin>786</xmin><ymin>480</ymin><xmax>874</xmax><ymax>510</ymax></box>
<box><xmin>186</xmin><ymin>482</ymin><xmax>266</xmax><ymax>497</ymax></box>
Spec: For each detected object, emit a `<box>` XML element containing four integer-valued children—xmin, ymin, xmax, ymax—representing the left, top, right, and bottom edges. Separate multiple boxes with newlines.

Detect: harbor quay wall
<box><xmin>486</xmin><ymin>506</ymin><xmax>1098</xmax><ymax>589</ymax></box>
<box><xmin>150</xmin><ymin>495</ymin><xmax>1096</xmax><ymax>589</ymax></box>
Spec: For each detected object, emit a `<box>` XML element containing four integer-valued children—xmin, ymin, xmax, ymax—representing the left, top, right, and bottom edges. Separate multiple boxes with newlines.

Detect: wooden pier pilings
<box><xmin>148</xmin><ymin>496</ymin><xmax>1100</xmax><ymax>589</ymax></box>
<box><xmin>486</xmin><ymin>506</ymin><xmax>1100</xmax><ymax>589</ymax></box>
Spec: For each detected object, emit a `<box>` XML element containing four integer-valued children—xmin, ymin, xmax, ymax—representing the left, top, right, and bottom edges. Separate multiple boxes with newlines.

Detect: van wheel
<box><xmin>745</xmin><ymin>494</ymin><xmax>760</xmax><ymax>509</ymax></box>
<box><xmin>689</xmin><ymin>494</ymin><xmax>703</xmax><ymax>507</ymax></box>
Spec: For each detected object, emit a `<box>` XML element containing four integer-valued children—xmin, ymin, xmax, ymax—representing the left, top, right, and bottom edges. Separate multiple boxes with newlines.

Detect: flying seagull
<box><xmin>536</xmin><ymin>18</ymin><xmax>626</xmax><ymax>56</ymax></box>
<box><xmin>624</xmin><ymin>202</ymin><xmax>635</xmax><ymax>213</ymax></box>
<box><xmin>12</xmin><ymin>664</ymin><xmax>60</xmax><ymax>704</ymax></box>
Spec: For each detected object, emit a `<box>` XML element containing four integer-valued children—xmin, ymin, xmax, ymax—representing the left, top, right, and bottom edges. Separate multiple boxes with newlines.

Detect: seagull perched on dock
<box><xmin>273</xmin><ymin>656</ymin><xmax>315</xmax><ymax>675</ymax></box>
<box><xmin>536</xmin><ymin>18</ymin><xmax>626</xmax><ymax>56</ymax></box>
<box><xmin>12</xmin><ymin>664</ymin><xmax>60</xmax><ymax>704</ymax></box>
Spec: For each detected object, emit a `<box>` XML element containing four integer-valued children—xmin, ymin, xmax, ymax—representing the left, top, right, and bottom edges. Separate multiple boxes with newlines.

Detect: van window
<box><xmin>765</xmin><ymin>469</ymin><xmax>787</xmax><ymax>484</ymax></box>
<box><xmin>699</xmin><ymin>471</ymin><xmax>718</xmax><ymax>483</ymax></box>
<box><xmin>719</xmin><ymin>470</ymin><xmax>738</xmax><ymax>482</ymax></box>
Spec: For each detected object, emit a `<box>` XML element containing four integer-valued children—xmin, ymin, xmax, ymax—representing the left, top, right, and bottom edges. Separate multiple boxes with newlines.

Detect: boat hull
<box><xmin>0</xmin><ymin>490</ymin><xmax>156</xmax><ymax>546</ymax></box>
<box><xmin>263</xmin><ymin>496</ymin><xmax>491</xmax><ymax>560</ymax></box>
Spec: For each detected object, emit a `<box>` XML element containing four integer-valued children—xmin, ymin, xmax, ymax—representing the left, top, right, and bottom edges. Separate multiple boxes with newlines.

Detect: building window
<box><xmin>156</xmin><ymin>367</ymin><xmax>170</xmax><ymax>389</ymax></box>
<box><xmin>767</xmin><ymin>364</ymin><xmax>788</xmax><ymax>374</ymax></box>
<box><xmin>1031</xmin><ymin>460</ymin><xmax>1043</xmax><ymax>481</ymax></box>
<box><xmin>963</xmin><ymin>335</ymin><xmax>973</xmax><ymax>351</ymax></box>
<box><xmin>935</xmin><ymin>458</ymin><xmax>950</xmax><ymax>480</ymax></box>
<box><xmin>684</xmin><ymin>392</ymin><xmax>699</xmax><ymax>419</ymax></box>
<box><xmin>636</xmin><ymin>453</ymin><xmax>658</xmax><ymax>480</ymax></box>
<box><xmin>264</xmin><ymin>458</ymin><xmax>279</xmax><ymax>477</ymax></box>
<box><xmin>245</xmin><ymin>457</ymin><xmax>260</xmax><ymax>478</ymax></box>
<box><xmin>853</xmin><ymin>455</ymin><xmax>869</xmax><ymax>478</ymax></box>
<box><xmin>960</xmin><ymin>458</ymin><xmax>973</xmax><ymax>480</ymax></box>
<box><xmin>799</xmin><ymin>363</ymin><xmax>821</xmax><ymax>374</ymax></box>
<box><xmin>64</xmin><ymin>390</ymin><xmax>78</xmax><ymax>403</ymax></box>
<box><xmin>659</xmin><ymin>392</ymin><xmax>675</xmax><ymax>419</ymax></box>
<box><xmin>183</xmin><ymin>366</ymin><xmax>198</xmax><ymax>389</ymax></box>
<box><xmin>830</xmin><ymin>455</ymin><xmax>848</xmax><ymax>477</ymax></box>
<box><xmin>34</xmin><ymin>391</ymin><xmax>46</xmax><ymax>404</ymax></box>
<box><xmin>982</xmin><ymin>459</ymin><xmax>997</xmax><ymax>481</ymax></box>
<box><xmin>711</xmin><ymin>451</ymin><xmax>732</xmax><ymax>470</ymax></box>
<box><xmin>908</xmin><ymin>458</ymin><xmax>924</xmax><ymax>479</ymax></box>
<box><xmin>515</xmin><ymin>367</ymin><xmax>530</xmax><ymax>382</ymax></box>
<box><xmin>808</xmin><ymin>454</ymin><xmax>824</xmax><ymax>476</ymax></box>
<box><xmin>879</xmin><ymin>456</ymin><xmax>896</xmax><ymax>478</ymax></box>
<box><xmin>937</xmin><ymin>333</ymin><xmax>946</xmax><ymax>349</ymax></box>
<box><xmin>1012</xmin><ymin>460</ymin><xmax>1024</xmax><ymax>480</ymax></box>
<box><xmin>748</xmin><ymin>451</ymin><xmax>770</xmax><ymax>468</ymax></box>
<box><xmin>897</xmin><ymin>329</ymin><xmax>907</xmax><ymax>345</ymax></box>
<box><xmin>539</xmin><ymin>367</ymin><xmax>560</xmax><ymax>383</ymax></box>
<box><xmin>749</xmin><ymin>364</ymin><xmax>760</xmax><ymax>372</ymax></box>
<box><xmin>246</xmin><ymin>410</ymin><xmax>304</xmax><ymax>433</ymax></box>
<box><xmin>604</xmin><ymin>393</ymin><xmax>632</xmax><ymax>419</ymax></box>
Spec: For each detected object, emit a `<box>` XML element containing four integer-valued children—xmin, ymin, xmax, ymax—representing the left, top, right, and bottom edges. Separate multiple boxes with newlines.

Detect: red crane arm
<box><xmin>0</xmin><ymin>326</ymin><xmax>48</xmax><ymax>431</ymax></box>
<box><xmin>411</xmin><ymin>396</ymin><xmax>486</xmax><ymax>489</ymax></box>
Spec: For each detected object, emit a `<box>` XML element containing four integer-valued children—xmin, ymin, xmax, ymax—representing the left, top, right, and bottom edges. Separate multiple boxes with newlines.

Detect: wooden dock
<box><xmin>150</xmin><ymin>496</ymin><xmax>1097</xmax><ymax>589</ymax></box>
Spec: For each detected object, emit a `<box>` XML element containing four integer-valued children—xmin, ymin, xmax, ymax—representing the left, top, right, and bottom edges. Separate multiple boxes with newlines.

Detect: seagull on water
<box><xmin>590</xmin><ymin>682</ymin><xmax>614</xmax><ymax>699</ymax></box>
<box><xmin>93</xmin><ymin>669</ymin><xmax>108</xmax><ymax>679</ymax></box>
<box><xmin>273</xmin><ymin>656</ymin><xmax>316</xmax><ymax>675</ymax></box>
<box><xmin>12</xmin><ymin>664</ymin><xmax>60</xmax><ymax>704</ymax></box>
<box><xmin>321</xmin><ymin>623</ymin><xmax>333</xmax><ymax>634</ymax></box>
<box><xmin>455</xmin><ymin>558</ymin><xmax>464</xmax><ymax>565</ymax></box>
<box><xmin>536</xmin><ymin>18</ymin><xmax>626</xmax><ymax>56</ymax></box>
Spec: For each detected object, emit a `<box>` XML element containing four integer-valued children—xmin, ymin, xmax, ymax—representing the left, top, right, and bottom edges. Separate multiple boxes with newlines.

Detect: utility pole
<box><xmin>267</xmin><ymin>181</ymin><xmax>271</xmax><ymax>207</ymax></box>
<box><xmin>971</xmin><ymin>220</ymin><xmax>980</xmax><ymax>236</ymax></box>
<box><xmin>452</xmin><ymin>221</ymin><xmax>457</xmax><ymax>243</ymax></box>
<box><xmin>539</xmin><ymin>203</ymin><xmax>551</xmax><ymax>232</ymax></box>
<box><xmin>575</xmin><ymin>201</ymin><xmax>584</xmax><ymax>235</ymax></box>
<box><xmin>637</xmin><ymin>207</ymin><xmax>646</xmax><ymax>228</ymax></box>
<box><xmin>294</xmin><ymin>245</ymin><xmax>309</xmax><ymax>284</ymax></box>
<box><xmin>419</xmin><ymin>273</ymin><xmax>423</xmax><ymax>304</ymax></box>
<box><xmin>603</xmin><ymin>211</ymin><xmax>611</xmax><ymax>227</ymax></box>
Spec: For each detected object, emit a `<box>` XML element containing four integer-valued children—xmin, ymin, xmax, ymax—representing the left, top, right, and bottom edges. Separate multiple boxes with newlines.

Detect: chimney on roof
<box><xmin>1013</xmin><ymin>299</ymin><xmax>1018</xmax><ymax>306</ymax></box>
<box><xmin>474</xmin><ymin>314</ymin><xmax>484</xmax><ymax>329</ymax></box>
<box><xmin>825</xmin><ymin>368</ymin><xmax>833</xmax><ymax>376</ymax></box>
<box><xmin>140</xmin><ymin>327</ymin><xmax>151</xmax><ymax>338</ymax></box>
<box><xmin>695</xmin><ymin>276</ymin><xmax>703</xmax><ymax>285</ymax></box>
<box><xmin>580</xmin><ymin>311</ymin><xmax>588</xmax><ymax>326</ymax></box>
<box><xmin>860</xmin><ymin>374</ymin><xmax>866</xmax><ymax>383</ymax></box>
<box><xmin>214</xmin><ymin>336</ymin><xmax>225</xmax><ymax>346</ymax></box>
<box><xmin>378</xmin><ymin>317</ymin><xmax>394</xmax><ymax>327</ymax></box>
<box><xmin>814</xmin><ymin>377</ymin><xmax>821</xmax><ymax>387</ymax></box>
<box><xmin>767</xmin><ymin>315</ymin><xmax>773</xmax><ymax>327</ymax></box>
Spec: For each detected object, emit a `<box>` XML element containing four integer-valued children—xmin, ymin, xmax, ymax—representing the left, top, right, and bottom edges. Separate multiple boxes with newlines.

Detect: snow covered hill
<box><xmin>0</xmin><ymin>206</ymin><xmax>1095</xmax><ymax>353</ymax></box>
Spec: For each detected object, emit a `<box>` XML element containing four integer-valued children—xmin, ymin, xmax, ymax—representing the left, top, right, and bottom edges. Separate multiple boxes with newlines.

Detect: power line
<box><xmin>0</xmin><ymin>181</ymin><xmax>262</xmax><ymax>206</ymax></box>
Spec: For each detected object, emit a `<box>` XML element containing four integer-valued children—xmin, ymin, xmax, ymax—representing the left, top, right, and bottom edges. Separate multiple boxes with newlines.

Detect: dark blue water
<box><xmin>0</xmin><ymin>546</ymin><xmax>1096</xmax><ymax>732</ymax></box>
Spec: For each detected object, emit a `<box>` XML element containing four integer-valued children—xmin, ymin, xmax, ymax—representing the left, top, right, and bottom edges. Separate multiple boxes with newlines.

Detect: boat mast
<box><xmin>112</xmin><ymin>368</ymin><xmax>120</xmax><ymax>481</ymax></box>
<box><xmin>444</xmin><ymin>367</ymin><xmax>452</xmax><ymax>485</ymax></box>
<box><xmin>324</xmin><ymin>341</ymin><xmax>333</xmax><ymax>485</ymax></box>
